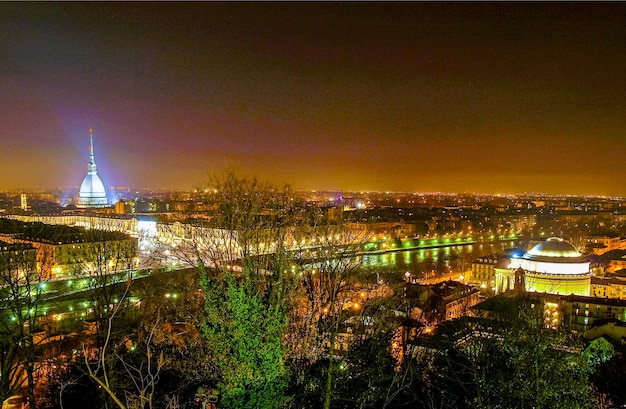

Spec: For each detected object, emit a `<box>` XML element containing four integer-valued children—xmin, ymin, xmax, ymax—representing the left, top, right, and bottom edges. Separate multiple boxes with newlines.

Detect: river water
<box><xmin>360</xmin><ymin>239</ymin><xmax>522</xmax><ymax>280</ymax></box>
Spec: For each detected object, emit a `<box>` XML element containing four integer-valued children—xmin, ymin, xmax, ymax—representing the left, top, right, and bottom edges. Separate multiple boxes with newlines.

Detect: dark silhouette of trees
<box><xmin>428</xmin><ymin>305</ymin><xmax>592</xmax><ymax>409</ymax></box>
<box><xmin>0</xmin><ymin>240</ymin><xmax>50</xmax><ymax>409</ymax></box>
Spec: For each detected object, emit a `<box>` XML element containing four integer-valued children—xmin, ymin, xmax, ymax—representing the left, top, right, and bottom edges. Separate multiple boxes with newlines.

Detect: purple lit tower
<box><xmin>77</xmin><ymin>128</ymin><xmax>108</xmax><ymax>208</ymax></box>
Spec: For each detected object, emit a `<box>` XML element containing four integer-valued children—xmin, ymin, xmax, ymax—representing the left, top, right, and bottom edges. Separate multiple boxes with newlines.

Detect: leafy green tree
<box><xmin>590</xmin><ymin>343</ymin><xmax>626</xmax><ymax>408</ymax></box>
<box><xmin>202</xmin><ymin>273</ymin><xmax>288</xmax><ymax>408</ymax></box>
<box><xmin>582</xmin><ymin>336</ymin><xmax>614</xmax><ymax>369</ymax></box>
<box><xmin>175</xmin><ymin>173</ymin><xmax>296</xmax><ymax>409</ymax></box>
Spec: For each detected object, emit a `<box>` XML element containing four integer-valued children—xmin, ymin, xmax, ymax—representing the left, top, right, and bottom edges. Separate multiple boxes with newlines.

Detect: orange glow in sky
<box><xmin>1</xmin><ymin>3</ymin><xmax>624</xmax><ymax>196</ymax></box>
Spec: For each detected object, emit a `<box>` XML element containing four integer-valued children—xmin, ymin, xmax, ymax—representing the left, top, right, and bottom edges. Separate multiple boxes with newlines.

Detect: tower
<box><xmin>77</xmin><ymin>128</ymin><xmax>108</xmax><ymax>208</ymax></box>
<box><xmin>514</xmin><ymin>267</ymin><xmax>526</xmax><ymax>294</ymax></box>
<box><xmin>20</xmin><ymin>194</ymin><xmax>29</xmax><ymax>211</ymax></box>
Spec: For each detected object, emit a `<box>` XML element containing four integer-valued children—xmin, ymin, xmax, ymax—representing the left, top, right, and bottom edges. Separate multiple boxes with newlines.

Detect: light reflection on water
<box><xmin>360</xmin><ymin>240</ymin><xmax>520</xmax><ymax>277</ymax></box>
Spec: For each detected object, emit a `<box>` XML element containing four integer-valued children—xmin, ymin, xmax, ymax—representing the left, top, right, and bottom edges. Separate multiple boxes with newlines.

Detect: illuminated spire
<box><xmin>86</xmin><ymin>128</ymin><xmax>98</xmax><ymax>176</ymax></box>
<box><xmin>88</xmin><ymin>128</ymin><xmax>95</xmax><ymax>167</ymax></box>
<box><xmin>78</xmin><ymin>128</ymin><xmax>108</xmax><ymax>208</ymax></box>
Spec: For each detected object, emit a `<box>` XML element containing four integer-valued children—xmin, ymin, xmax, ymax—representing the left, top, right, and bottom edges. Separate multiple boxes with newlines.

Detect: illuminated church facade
<box><xmin>77</xmin><ymin>128</ymin><xmax>108</xmax><ymax>208</ymax></box>
<box><xmin>495</xmin><ymin>237</ymin><xmax>591</xmax><ymax>296</ymax></box>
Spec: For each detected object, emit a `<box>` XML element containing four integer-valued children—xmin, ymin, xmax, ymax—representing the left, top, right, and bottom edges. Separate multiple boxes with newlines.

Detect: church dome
<box><xmin>499</xmin><ymin>237</ymin><xmax>591</xmax><ymax>296</ymax></box>
<box><xmin>77</xmin><ymin>129</ymin><xmax>108</xmax><ymax>208</ymax></box>
<box><xmin>524</xmin><ymin>237</ymin><xmax>586</xmax><ymax>262</ymax></box>
<box><xmin>79</xmin><ymin>173</ymin><xmax>107</xmax><ymax>206</ymax></box>
<box><xmin>510</xmin><ymin>237</ymin><xmax>589</xmax><ymax>276</ymax></box>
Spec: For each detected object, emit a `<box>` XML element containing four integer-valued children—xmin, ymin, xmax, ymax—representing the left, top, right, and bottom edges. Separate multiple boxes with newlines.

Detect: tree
<box><xmin>287</xmin><ymin>209</ymin><xmax>397</xmax><ymax>409</ymax></box>
<box><xmin>83</xmin><ymin>281</ymin><xmax>133</xmax><ymax>409</ymax></box>
<box><xmin>590</xmin><ymin>342</ymin><xmax>626</xmax><ymax>408</ymax></box>
<box><xmin>130</xmin><ymin>267</ymin><xmax>215</xmax><ymax>405</ymax></box>
<box><xmin>333</xmin><ymin>331</ymin><xmax>418</xmax><ymax>409</ymax></box>
<box><xmin>170</xmin><ymin>172</ymin><xmax>297</xmax><ymax>409</ymax></box>
<box><xmin>429</xmin><ymin>302</ymin><xmax>592</xmax><ymax>409</ymax></box>
<box><xmin>71</xmin><ymin>229</ymin><xmax>147</xmax><ymax>409</ymax></box>
<box><xmin>0</xmin><ymin>220</ymin><xmax>139</xmax><ymax>409</ymax></box>
<box><xmin>288</xmin><ymin>329</ymin><xmax>420</xmax><ymax>409</ymax></box>
<box><xmin>0</xmin><ymin>240</ymin><xmax>50</xmax><ymax>409</ymax></box>
<box><xmin>77</xmin><ymin>230</ymin><xmax>139</xmax><ymax>348</ymax></box>
<box><xmin>71</xmin><ymin>258</ymin><xmax>200</xmax><ymax>409</ymax></box>
<box><xmin>82</xmin><ymin>273</ymin><xmax>165</xmax><ymax>409</ymax></box>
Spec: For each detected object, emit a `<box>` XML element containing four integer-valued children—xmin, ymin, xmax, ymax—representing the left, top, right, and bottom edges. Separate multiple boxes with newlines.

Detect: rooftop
<box><xmin>0</xmin><ymin>218</ymin><xmax>131</xmax><ymax>244</ymax></box>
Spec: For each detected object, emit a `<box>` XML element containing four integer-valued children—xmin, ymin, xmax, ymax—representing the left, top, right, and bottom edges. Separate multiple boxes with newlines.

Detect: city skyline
<box><xmin>1</xmin><ymin>3</ymin><xmax>625</xmax><ymax>196</ymax></box>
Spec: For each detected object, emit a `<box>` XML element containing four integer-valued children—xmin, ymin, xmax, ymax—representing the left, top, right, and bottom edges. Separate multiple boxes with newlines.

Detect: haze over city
<box><xmin>1</xmin><ymin>2</ymin><xmax>625</xmax><ymax>196</ymax></box>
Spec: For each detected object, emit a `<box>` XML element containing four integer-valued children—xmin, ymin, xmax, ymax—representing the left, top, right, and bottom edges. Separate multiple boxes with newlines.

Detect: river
<box><xmin>360</xmin><ymin>239</ymin><xmax>522</xmax><ymax>280</ymax></box>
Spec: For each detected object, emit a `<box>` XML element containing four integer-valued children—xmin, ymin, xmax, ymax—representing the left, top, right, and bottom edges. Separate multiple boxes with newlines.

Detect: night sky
<box><xmin>1</xmin><ymin>3</ymin><xmax>625</xmax><ymax>196</ymax></box>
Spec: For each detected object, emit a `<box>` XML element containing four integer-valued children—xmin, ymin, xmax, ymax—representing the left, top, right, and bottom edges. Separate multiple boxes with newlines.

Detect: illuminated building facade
<box><xmin>591</xmin><ymin>276</ymin><xmax>626</xmax><ymax>299</ymax></box>
<box><xmin>471</xmin><ymin>253</ymin><xmax>498</xmax><ymax>291</ymax></box>
<box><xmin>559</xmin><ymin>295</ymin><xmax>626</xmax><ymax>333</ymax></box>
<box><xmin>495</xmin><ymin>237</ymin><xmax>591</xmax><ymax>296</ymax></box>
<box><xmin>77</xmin><ymin>129</ymin><xmax>108</xmax><ymax>208</ymax></box>
<box><xmin>0</xmin><ymin>218</ymin><xmax>137</xmax><ymax>280</ymax></box>
<box><xmin>35</xmin><ymin>238</ymin><xmax>138</xmax><ymax>279</ymax></box>
<box><xmin>586</xmin><ymin>234</ymin><xmax>624</xmax><ymax>255</ymax></box>
<box><xmin>476</xmin><ymin>291</ymin><xmax>626</xmax><ymax>337</ymax></box>
<box><xmin>604</xmin><ymin>251</ymin><xmax>626</xmax><ymax>274</ymax></box>
<box><xmin>20</xmin><ymin>193</ymin><xmax>29</xmax><ymax>211</ymax></box>
<box><xmin>0</xmin><ymin>240</ymin><xmax>37</xmax><ymax>278</ymax></box>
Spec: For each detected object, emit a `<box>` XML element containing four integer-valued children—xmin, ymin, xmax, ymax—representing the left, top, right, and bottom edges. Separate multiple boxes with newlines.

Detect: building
<box><xmin>20</xmin><ymin>193</ymin><xmax>29</xmax><ymax>211</ymax></box>
<box><xmin>77</xmin><ymin>128</ymin><xmax>108</xmax><ymax>208</ymax></box>
<box><xmin>475</xmin><ymin>291</ymin><xmax>626</xmax><ymax>338</ymax></box>
<box><xmin>0</xmin><ymin>218</ymin><xmax>137</xmax><ymax>280</ymax></box>
<box><xmin>405</xmin><ymin>280</ymin><xmax>480</xmax><ymax>325</ymax></box>
<box><xmin>492</xmin><ymin>213</ymin><xmax>537</xmax><ymax>232</ymax></box>
<box><xmin>0</xmin><ymin>240</ymin><xmax>37</xmax><ymax>278</ymax></box>
<box><xmin>495</xmin><ymin>237</ymin><xmax>591</xmax><ymax>296</ymax></box>
<box><xmin>560</xmin><ymin>294</ymin><xmax>626</xmax><ymax>334</ymax></box>
<box><xmin>591</xmin><ymin>275</ymin><xmax>626</xmax><ymax>299</ymax></box>
<box><xmin>471</xmin><ymin>253</ymin><xmax>499</xmax><ymax>291</ymax></box>
<box><xmin>586</xmin><ymin>234</ymin><xmax>624</xmax><ymax>255</ymax></box>
<box><xmin>603</xmin><ymin>250</ymin><xmax>626</xmax><ymax>274</ymax></box>
<box><xmin>33</xmin><ymin>237</ymin><xmax>138</xmax><ymax>279</ymax></box>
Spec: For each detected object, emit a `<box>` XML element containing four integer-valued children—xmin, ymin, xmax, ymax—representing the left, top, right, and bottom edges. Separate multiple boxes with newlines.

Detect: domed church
<box><xmin>495</xmin><ymin>237</ymin><xmax>591</xmax><ymax>296</ymax></box>
<box><xmin>77</xmin><ymin>129</ymin><xmax>108</xmax><ymax>208</ymax></box>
